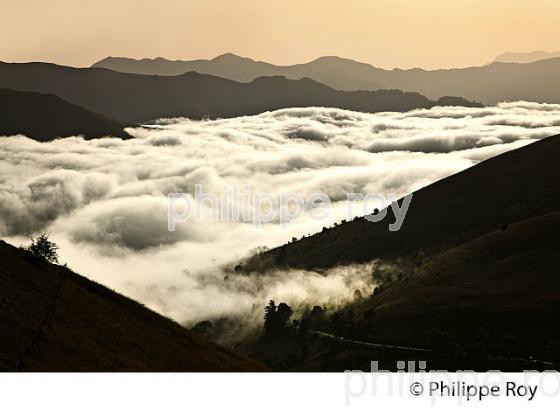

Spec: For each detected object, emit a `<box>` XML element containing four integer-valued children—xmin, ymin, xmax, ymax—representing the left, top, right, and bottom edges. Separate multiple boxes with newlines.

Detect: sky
<box><xmin>1</xmin><ymin>0</ymin><xmax>559</xmax><ymax>69</ymax></box>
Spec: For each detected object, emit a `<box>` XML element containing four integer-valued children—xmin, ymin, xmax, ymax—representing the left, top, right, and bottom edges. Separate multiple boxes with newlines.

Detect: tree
<box><xmin>276</xmin><ymin>303</ymin><xmax>293</xmax><ymax>328</ymax></box>
<box><xmin>310</xmin><ymin>305</ymin><xmax>324</xmax><ymax>321</ymax></box>
<box><xmin>264</xmin><ymin>300</ymin><xmax>277</xmax><ymax>335</ymax></box>
<box><xmin>263</xmin><ymin>300</ymin><xmax>293</xmax><ymax>336</ymax></box>
<box><xmin>28</xmin><ymin>233</ymin><xmax>59</xmax><ymax>264</ymax></box>
<box><xmin>353</xmin><ymin>289</ymin><xmax>363</xmax><ymax>300</ymax></box>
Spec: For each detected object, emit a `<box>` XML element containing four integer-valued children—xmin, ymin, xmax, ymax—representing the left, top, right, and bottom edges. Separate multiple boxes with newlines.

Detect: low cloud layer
<box><xmin>1</xmin><ymin>102</ymin><xmax>559</xmax><ymax>340</ymax></box>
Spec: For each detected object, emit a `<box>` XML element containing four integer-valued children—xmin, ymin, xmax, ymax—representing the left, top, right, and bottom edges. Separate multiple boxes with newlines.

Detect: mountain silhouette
<box><xmin>246</xmin><ymin>134</ymin><xmax>560</xmax><ymax>271</ymax></box>
<box><xmin>0</xmin><ymin>88</ymin><xmax>132</xmax><ymax>141</ymax></box>
<box><xmin>491</xmin><ymin>50</ymin><xmax>560</xmax><ymax>64</ymax></box>
<box><xmin>242</xmin><ymin>134</ymin><xmax>560</xmax><ymax>370</ymax></box>
<box><xmin>93</xmin><ymin>53</ymin><xmax>560</xmax><ymax>105</ymax></box>
<box><xmin>0</xmin><ymin>62</ymin><xmax>480</xmax><ymax>123</ymax></box>
<box><xmin>0</xmin><ymin>240</ymin><xmax>265</xmax><ymax>371</ymax></box>
<box><xmin>94</xmin><ymin>53</ymin><xmax>280</xmax><ymax>81</ymax></box>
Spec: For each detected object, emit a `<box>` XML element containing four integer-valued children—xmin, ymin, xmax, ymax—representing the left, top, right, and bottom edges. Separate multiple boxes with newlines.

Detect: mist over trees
<box><xmin>264</xmin><ymin>300</ymin><xmax>293</xmax><ymax>336</ymax></box>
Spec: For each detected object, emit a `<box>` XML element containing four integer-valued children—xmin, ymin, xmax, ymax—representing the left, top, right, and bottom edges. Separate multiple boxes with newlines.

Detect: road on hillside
<box><xmin>309</xmin><ymin>330</ymin><xmax>431</xmax><ymax>353</ymax></box>
<box><xmin>309</xmin><ymin>330</ymin><xmax>557</xmax><ymax>369</ymax></box>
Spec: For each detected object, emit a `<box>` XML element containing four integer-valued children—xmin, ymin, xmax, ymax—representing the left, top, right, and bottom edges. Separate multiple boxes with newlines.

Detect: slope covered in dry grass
<box><xmin>0</xmin><ymin>241</ymin><xmax>265</xmax><ymax>371</ymax></box>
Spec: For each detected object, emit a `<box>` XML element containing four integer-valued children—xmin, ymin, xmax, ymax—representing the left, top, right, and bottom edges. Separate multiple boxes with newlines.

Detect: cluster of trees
<box><xmin>263</xmin><ymin>300</ymin><xmax>293</xmax><ymax>336</ymax></box>
<box><xmin>297</xmin><ymin>305</ymin><xmax>326</xmax><ymax>334</ymax></box>
<box><xmin>263</xmin><ymin>302</ymin><xmax>329</xmax><ymax>337</ymax></box>
<box><xmin>258</xmin><ymin>296</ymin><xmax>560</xmax><ymax>370</ymax></box>
<box><xmin>262</xmin><ymin>298</ymin><xmax>374</xmax><ymax>341</ymax></box>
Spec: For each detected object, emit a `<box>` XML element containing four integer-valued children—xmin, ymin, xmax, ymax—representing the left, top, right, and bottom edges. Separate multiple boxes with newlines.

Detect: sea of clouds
<box><xmin>1</xmin><ymin>102</ymin><xmax>559</xmax><ymax>341</ymax></box>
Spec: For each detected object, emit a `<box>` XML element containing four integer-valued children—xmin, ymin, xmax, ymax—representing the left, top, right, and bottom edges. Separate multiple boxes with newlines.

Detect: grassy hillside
<box><xmin>0</xmin><ymin>240</ymin><xmax>265</xmax><ymax>371</ymax></box>
<box><xmin>240</xmin><ymin>135</ymin><xmax>560</xmax><ymax>370</ymax></box>
<box><xmin>0</xmin><ymin>88</ymin><xmax>131</xmax><ymax>141</ymax></box>
<box><xmin>352</xmin><ymin>210</ymin><xmax>560</xmax><ymax>346</ymax></box>
<box><xmin>244</xmin><ymin>135</ymin><xmax>560</xmax><ymax>271</ymax></box>
<box><xmin>239</xmin><ymin>329</ymin><xmax>430</xmax><ymax>372</ymax></box>
<box><xmin>0</xmin><ymin>62</ymin><xmax>480</xmax><ymax>123</ymax></box>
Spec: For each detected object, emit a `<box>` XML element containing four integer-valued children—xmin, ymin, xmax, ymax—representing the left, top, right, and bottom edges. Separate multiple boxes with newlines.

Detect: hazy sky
<box><xmin>1</xmin><ymin>0</ymin><xmax>559</xmax><ymax>69</ymax></box>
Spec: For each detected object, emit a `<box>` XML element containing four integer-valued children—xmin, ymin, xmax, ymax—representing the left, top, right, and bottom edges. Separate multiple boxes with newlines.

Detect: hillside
<box><xmin>92</xmin><ymin>53</ymin><xmax>560</xmax><ymax>104</ymax></box>
<box><xmin>0</xmin><ymin>240</ymin><xmax>264</xmax><ymax>371</ymax></box>
<box><xmin>241</xmin><ymin>211</ymin><xmax>560</xmax><ymax>370</ymax></box>
<box><xmin>244</xmin><ymin>134</ymin><xmax>560</xmax><ymax>271</ymax></box>
<box><xmin>0</xmin><ymin>62</ymin><xmax>480</xmax><ymax>123</ymax></box>
<box><xmin>356</xmin><ymin>210</ymin><xmax>560</xmax><ymax>346</ymax></box>
<box><xmin>327</xmin><ymin>208</ymin><xmax>560</xmax><ymax>369</ymax></box>
<box><xmin>240</xmin><ymin>135</ymin><xmax>560</xmax><ymax>371</ymax></box>
<box><xmin>0</xmin><ymin>88</ymin><xmax>131</xmax><ymax>141</ymax></box>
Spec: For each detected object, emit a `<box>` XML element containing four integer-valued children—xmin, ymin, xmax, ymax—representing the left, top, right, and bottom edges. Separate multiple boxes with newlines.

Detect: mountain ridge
<box><xmin>91</xmin><ymin>53</ymin><xmax>560</xmax><ymax>104</ymax></box>
<box><xmin>0</xmin><ymin>240</ymin><xmax>265</xmax><ymax>371</ymax></box>
<box><xmin>0</xmin><ymin>87</ymin><xmax>132</xmax><ymax>141</ymax></box>
<box><xmin>491</xmin><ymin>50</ymin><xmax>560</xmax><ymax>64</ymax></box>
<box><xmin>243</xmin><ymin>134</ymin><xmax>560</xmax><ymax>272</ymax></box>
<box><xmin>239</xmin><ymin>134</ymin><xmax>560</xmax><ymax>371</ymax></box>
<box><xmin>0</xmin><ymin>61</ymin><xmax>481</xmax><ymax>123</ymax></box>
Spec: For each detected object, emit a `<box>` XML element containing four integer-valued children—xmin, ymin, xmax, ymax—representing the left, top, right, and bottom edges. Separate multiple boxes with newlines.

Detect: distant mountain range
<box><xmin>491</xmin><ymin>50</ymin><xmax>560</xmax><ymax>64</ymax></box>
<box><xmin>92</xmin><ymin>53</ymin><xmax>560</xmax><ymax>105</ymax></box>
<box><xmin>0</xmin><ymin>88</ymin><xmax>131</xmax><ymax>141</ymax></box>
<box><xmin>0</xmin><ymin>62</ymin><xmax>480</xmax><ymax>124</ymax></box>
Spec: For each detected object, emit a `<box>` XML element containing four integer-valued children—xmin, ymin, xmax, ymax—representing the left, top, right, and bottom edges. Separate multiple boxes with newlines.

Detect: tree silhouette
<box><xmin>263</xmin><ymin>300</ymin><xmax>293</xmax><ymax>336</ymax></box>
<box><xmin>28</xmin><ymin>233</ymin><xmax>59</xmax><ymax>264</ymax></box>
<box><xmin>276</xmin><ymin>303</ymin><xmax>293</xmax><ymax>328</ymax></box>
<box><xmin>264</xmin><ymin>300</ymin><xmax>277</xmax><ymax>335</ymax></box>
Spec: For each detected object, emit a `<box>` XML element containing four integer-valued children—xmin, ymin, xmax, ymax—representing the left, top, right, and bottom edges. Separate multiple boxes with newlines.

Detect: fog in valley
<box><xmin>2</xmin><ymin>102</ymin><xmax>559</xmax><ymax>341</ymax></box>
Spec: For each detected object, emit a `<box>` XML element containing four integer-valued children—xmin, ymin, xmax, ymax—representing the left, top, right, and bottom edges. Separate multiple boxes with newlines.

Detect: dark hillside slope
<box><xmin>308</xmin><ymin>209</ymin><xmax>560</xmax><ymax>371</ymax></box>
<box><xmin>354</xmin><ymin>210</ymin><xmax>560</xmax><ymax>345</ymax></box>
<box><xmin>0</xmin><ymin>241</ymin><xmax>264</xmax><ymax>371</ymax></box>
<box><xmin>0</xmin><ymin>88</ymin><xmax>132</xmax><ymax>141</ymax></box>
<box><xmin>0</xmin><ymin>62</ymin><xmax>480</xmax><ymax>123</ymax></box>
<box><xmin>240</xmin><ymin>136</ymin><xmax>560</xmax><ymax>370</ymax></box>
<box><xmin>241</xmin><ymin>211</ymin><xmax>560</xmax><ymax>370</ymax></box>
<box><xmin>245</xmin><ymin>135</ymin><xmax>560</xmax><ymax>271</ymax></box>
